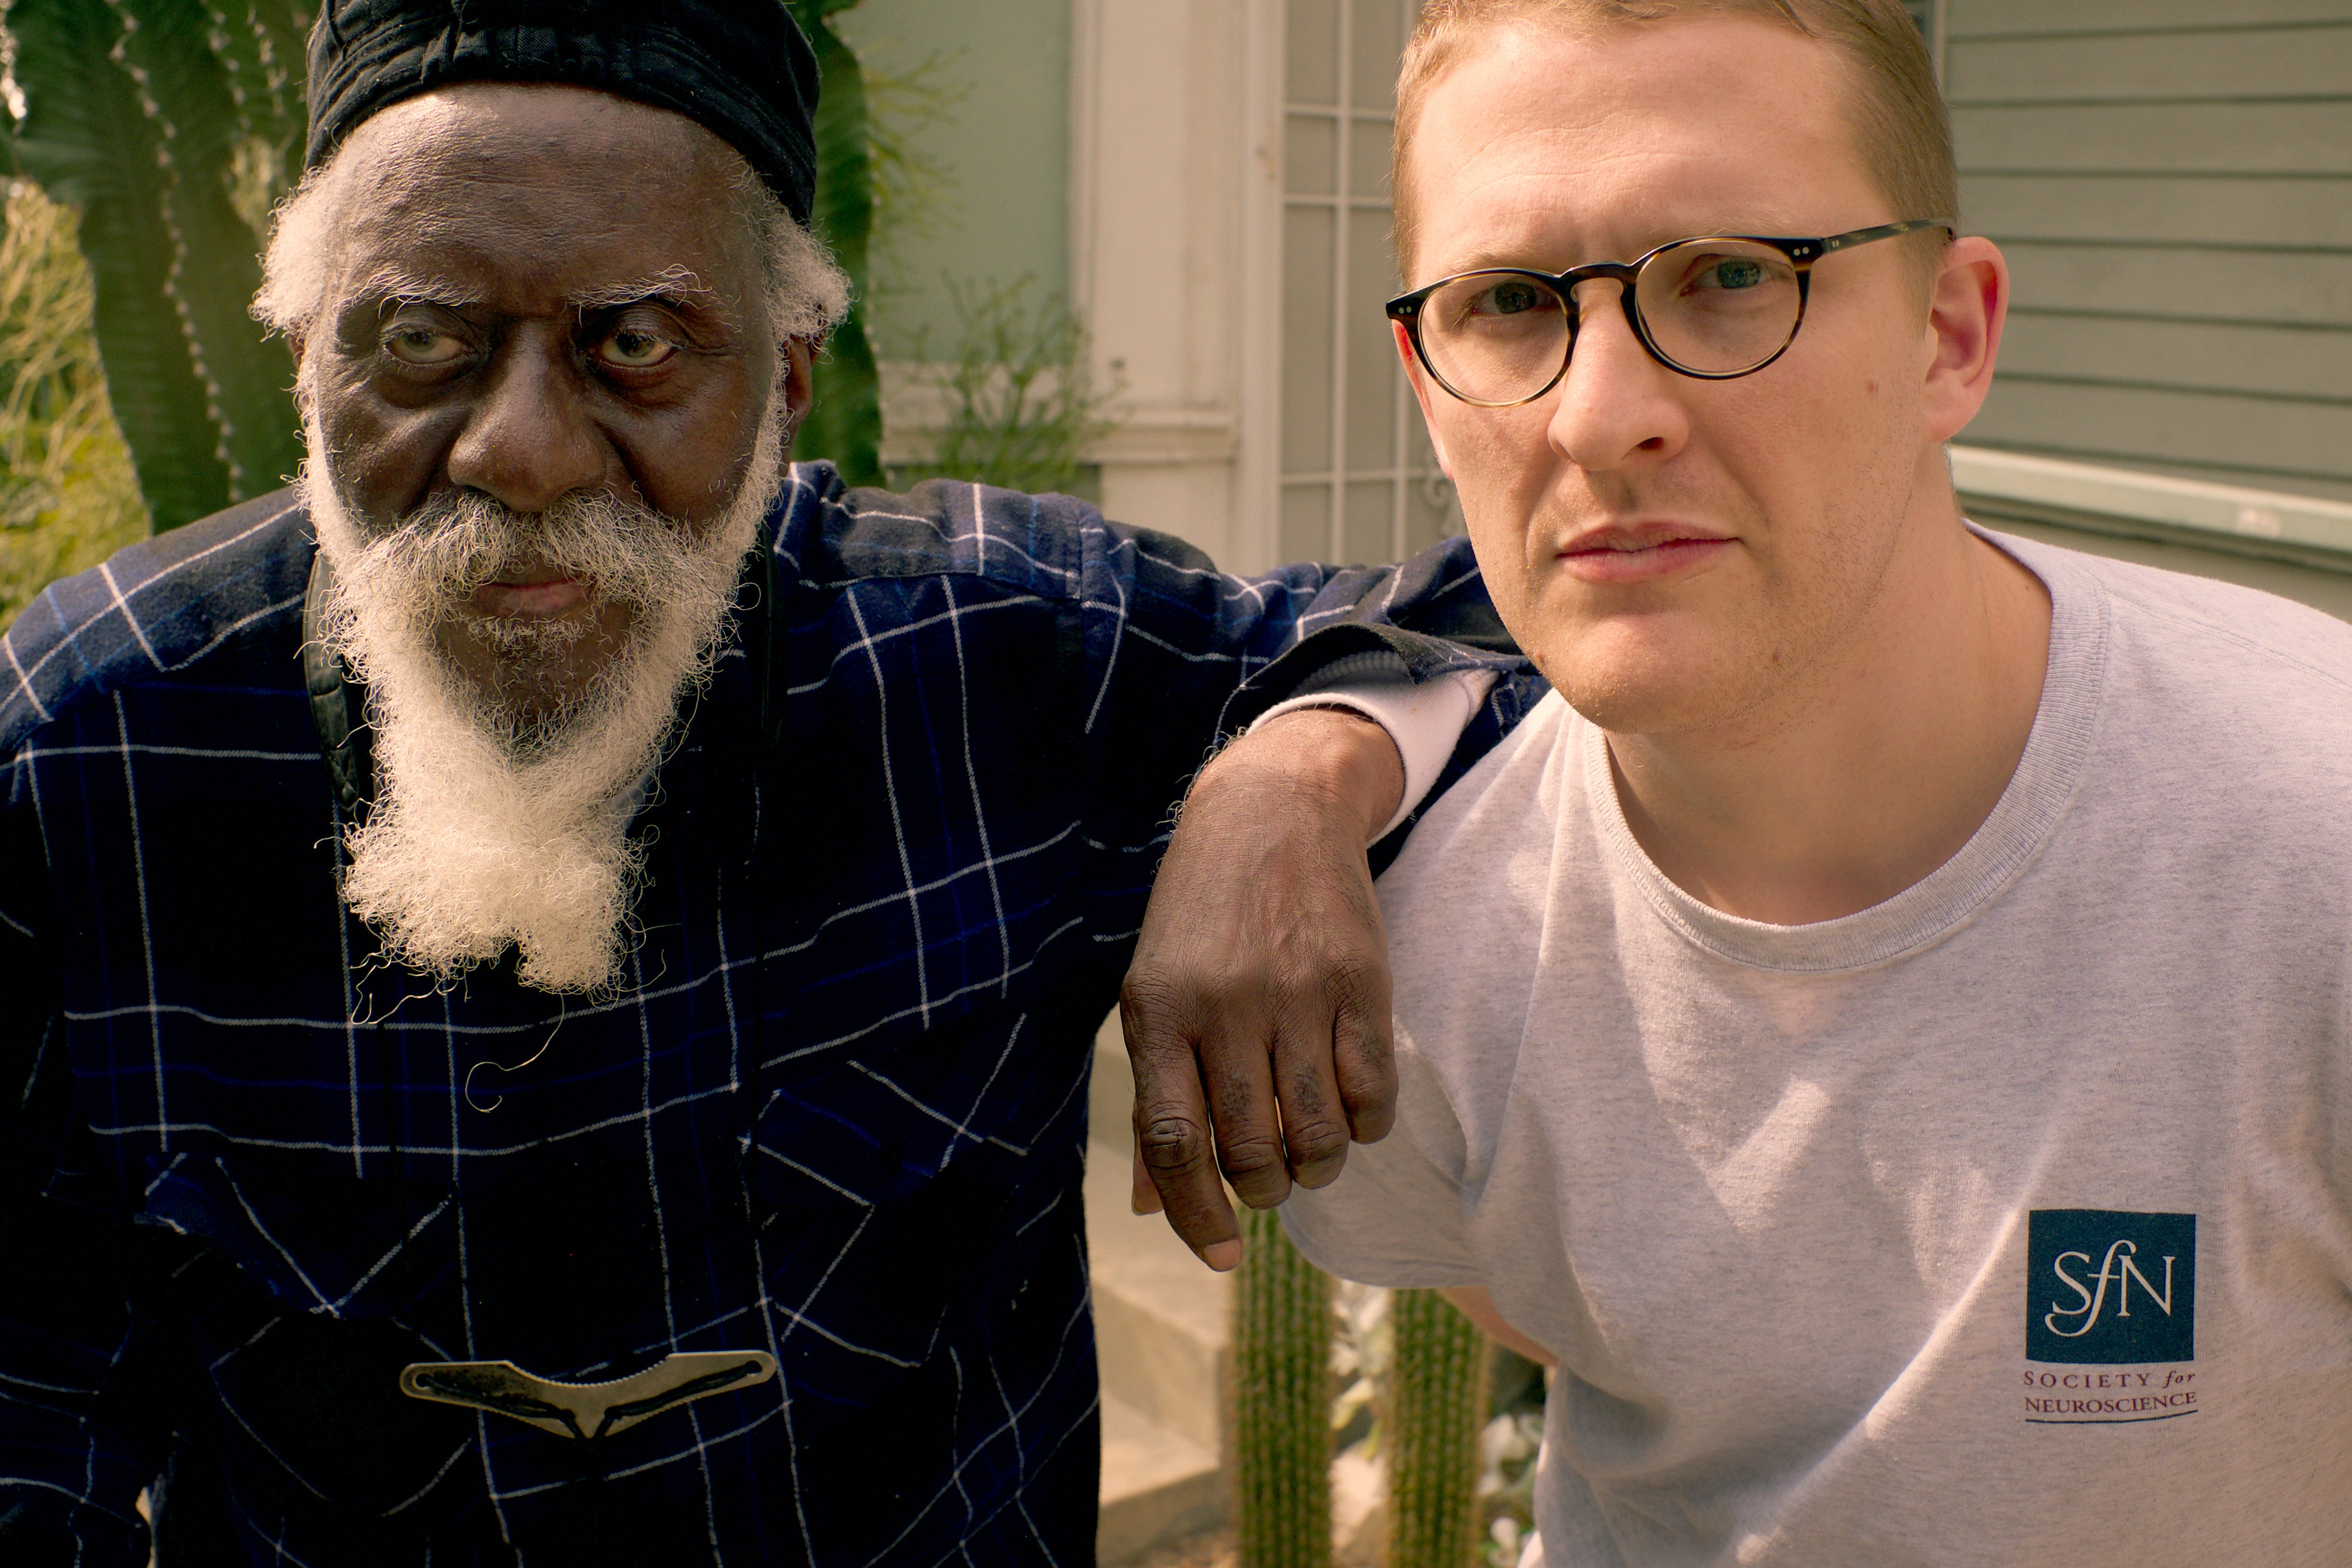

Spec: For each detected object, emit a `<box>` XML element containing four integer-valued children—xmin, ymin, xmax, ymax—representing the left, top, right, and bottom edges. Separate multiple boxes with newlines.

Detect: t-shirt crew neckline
<box><xmin>1584</xmin><ymin>527</ymin><xmax>2111</xmax><ymax>975</ymax></box>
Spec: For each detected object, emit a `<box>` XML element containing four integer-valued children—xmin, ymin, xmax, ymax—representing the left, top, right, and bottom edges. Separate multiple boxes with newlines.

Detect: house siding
<box><xmin>1947</xmin><ymin>0</ymin><xmax>2352</xmax><ymax>504</ymax></box>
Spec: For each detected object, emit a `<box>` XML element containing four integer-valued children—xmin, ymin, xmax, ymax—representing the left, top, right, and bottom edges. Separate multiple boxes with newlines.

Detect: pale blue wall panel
<box><xmin>836</xmin><ymin>0</ymin><xmax>1071</xmax><ymax>360</ymax></box>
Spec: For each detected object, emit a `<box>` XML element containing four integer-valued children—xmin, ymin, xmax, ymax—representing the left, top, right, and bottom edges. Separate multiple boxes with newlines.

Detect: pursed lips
<box><xmin>1556</xmin><ymin>523</ymin><xmax>1733</xmax><ymax>584</ymax></box>
<box><xmin>470</xmin><ymin>572</ymin><xmax>591</xmax><ymax>618</ymax></box>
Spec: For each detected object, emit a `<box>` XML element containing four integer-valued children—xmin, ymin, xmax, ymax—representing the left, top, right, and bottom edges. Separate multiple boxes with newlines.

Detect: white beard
<box><xmin>305</xmin><ymin>418</ymin><xmax>785</xmax><ymax>995</ymax></box>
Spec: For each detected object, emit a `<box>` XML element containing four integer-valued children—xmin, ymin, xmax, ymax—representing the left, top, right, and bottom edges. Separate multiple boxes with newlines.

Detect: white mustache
<box><xmin>340</xmin><ymin>485</ymin><xmax>715</xmax><ymax>621</ymax></box>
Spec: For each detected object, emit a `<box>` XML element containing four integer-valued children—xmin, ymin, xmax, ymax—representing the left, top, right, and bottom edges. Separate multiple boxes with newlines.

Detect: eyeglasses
<box><xmin>1386</xmin><ymin>220</ymin><xmax>1953</xmax><ymax>407</ymax></box>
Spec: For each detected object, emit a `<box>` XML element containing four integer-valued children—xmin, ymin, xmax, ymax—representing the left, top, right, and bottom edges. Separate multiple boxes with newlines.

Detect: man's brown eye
<box><xmin>384</xmin><ymin>327</ymin><xmax>467</xmax><ymax>366</ymax></box>
<box><xmin>598</xmin><ymin>327</ymin><xmax>676</xmax><ymax>368</ymax></box>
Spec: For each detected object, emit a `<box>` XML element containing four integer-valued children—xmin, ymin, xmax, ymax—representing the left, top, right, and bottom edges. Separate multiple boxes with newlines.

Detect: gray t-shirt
<box><xmin>1284</xmin><ymin>530</ymin><xmax>2352</xmax><ymax>1567</ymax></box>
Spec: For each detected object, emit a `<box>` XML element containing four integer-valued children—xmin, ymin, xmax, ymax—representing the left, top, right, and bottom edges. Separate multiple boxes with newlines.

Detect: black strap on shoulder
<box><xmin>301</xmin><ymin>550</ymin><xmax>373</xmax><ymax>815</ymax></box>
<box><xmin>754</xmin><ymin>533</ymin><xmax>783</xmax><ymax>758</ymax></box>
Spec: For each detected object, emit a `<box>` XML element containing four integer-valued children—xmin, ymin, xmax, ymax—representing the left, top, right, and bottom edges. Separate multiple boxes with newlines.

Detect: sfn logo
<box><xmin>2026</xmin><ymin>1210</ymin><xmax>2195</xmax><ymax>1365</ymax></box>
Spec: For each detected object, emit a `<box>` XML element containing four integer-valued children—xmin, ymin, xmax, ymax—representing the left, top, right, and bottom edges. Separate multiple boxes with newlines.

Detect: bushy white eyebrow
<box><xmin>566</xmin><ymin>265</ymin><xmax>723</xmax><ymax>312</ymax></box>
<box><xmin>353</xmin><ymin>267</ymin><xmax>483</xmax><ymax>311</ymax></box>
<box><xmin>347</xmin><ymin>262</ymin><xmax>729</xmax><ymax>317</ymax></box>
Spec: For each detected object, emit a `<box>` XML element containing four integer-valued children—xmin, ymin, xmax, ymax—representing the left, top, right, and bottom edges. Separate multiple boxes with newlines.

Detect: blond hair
<box><xmin>1391</xmin><ymin>0</ymin><xmax>1956</xmax><ymax>280</ymax></box>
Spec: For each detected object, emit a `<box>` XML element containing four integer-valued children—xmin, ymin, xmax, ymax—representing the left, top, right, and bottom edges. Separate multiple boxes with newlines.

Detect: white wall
<box><xmin>1067</xmin><ymin>0</ymin><xmax>1283</xmax><ymax>572</ymax></box>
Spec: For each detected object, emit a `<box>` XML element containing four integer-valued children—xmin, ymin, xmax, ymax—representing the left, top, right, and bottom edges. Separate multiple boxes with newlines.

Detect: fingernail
<box><xmin>1203</xmin><ymin>1238</ymin><xmax>1243</xmax><ymax>1272</ymax></box>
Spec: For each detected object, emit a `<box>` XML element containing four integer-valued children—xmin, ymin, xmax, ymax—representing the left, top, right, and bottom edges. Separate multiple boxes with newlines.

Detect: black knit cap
<box><xmin>305</xmin><ymin>0</ymin><xmax>821</xmax><ymax>224</ymax></box>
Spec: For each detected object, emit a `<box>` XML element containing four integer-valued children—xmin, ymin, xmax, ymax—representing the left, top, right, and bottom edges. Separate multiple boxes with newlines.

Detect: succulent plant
<box><xmin>1385</xmin><ymin>1289</ymin><xmax>1492</xmax><ymax>1568</ymax></box>
<box><xmin>1234</xmin><ymin>1205</ymin><xmax>1335</xmax><ymax>1568</ymax></box>
<box><xmin>8</xmin><ymin>0</ymin><xmax>311</xmax><ymax>530</ymax></box>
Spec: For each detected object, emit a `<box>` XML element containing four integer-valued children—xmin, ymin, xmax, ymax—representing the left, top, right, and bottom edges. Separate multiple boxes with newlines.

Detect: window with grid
<box><xmin>1279</xmin><ymin>0</ymin><xmax>1459</xmax><ymax>567</ymax></box>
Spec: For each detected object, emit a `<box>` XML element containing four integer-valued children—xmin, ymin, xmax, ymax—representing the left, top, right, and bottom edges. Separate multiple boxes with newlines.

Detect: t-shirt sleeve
<box><xmin>1247</xmin><ymin>666</ymin><xmax>1498</xmax><ymax>840</ymax></box>
<box><xmin>1279</xmin><ymin>1045</ymin><xmax>1486</xmax><ymax>1288</ymax></box>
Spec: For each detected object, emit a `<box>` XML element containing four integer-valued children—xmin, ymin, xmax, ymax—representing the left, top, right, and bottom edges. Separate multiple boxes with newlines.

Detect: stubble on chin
<box><xmin>1474</xmin><ymin>470</ymin><xmax>1899</xmax><ymax>744</ymax></box>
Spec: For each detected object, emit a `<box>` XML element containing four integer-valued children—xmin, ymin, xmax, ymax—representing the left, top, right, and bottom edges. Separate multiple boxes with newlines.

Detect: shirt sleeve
<box><xmin>1083</xmin><ymin>515</ymin><xmax>1523</xmax><ymax>722</ymax></box>
<box><xmin>0</xmin><ymin>756</ymin><xmax>153</xmax><ymax>1567</ymax></box>
<box><xmin>1072</xmin><ymin>515</ymin><xmax>1531</xmax><ymax>841</ymax></box>
<box><xmin>1280</xmin><ymin>1042</ymin><xmax>1487</xmax><ymax>1288</ymax></box>
<box><xmin>1247</xmin><ymin>664</ymin><xmax>1498</xmax><ymax>840</ymax></box>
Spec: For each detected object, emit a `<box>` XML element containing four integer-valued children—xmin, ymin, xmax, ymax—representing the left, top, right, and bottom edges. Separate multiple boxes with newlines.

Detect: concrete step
<box><xmin>1098</xmin><ymin>1390</ymin><xmax>1224</xmax><ymax>1566</ymax></box>
<box><xmin>1087</xmin><ymin>1130</ymin><xmax>1232</xmax><ymax>1456</ymax></box>
<box><xmin>1088</xmin><ymin>1014</ymin><xmax>1137</xmax><ymax>1161</ymax></box>
<box><xmin>1090</xmin><ymin>1019</ymin><xmax>1236</xmax><ymax>1563</ymax></box>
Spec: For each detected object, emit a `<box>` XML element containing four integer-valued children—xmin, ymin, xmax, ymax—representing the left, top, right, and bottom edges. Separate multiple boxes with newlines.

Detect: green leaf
<box><xmin>115</xmin><ymin>0</ymin><xmax>305</xmax><ymax>502</ymax></box>
<box><xmin>11</xmin><ymin>0</ymin><xmax>231</xmax><ymax>529</ymax></box>
<box><xmin>783</xmin><ymin>0</ymin><xmax>883</xmax><ymax>488</ymax></box>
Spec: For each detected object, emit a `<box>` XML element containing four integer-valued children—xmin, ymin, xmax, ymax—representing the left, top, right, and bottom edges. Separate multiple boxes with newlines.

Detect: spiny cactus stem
<box><xmin>1385</xmin><ymin>1289</ymin><xmax>1492</xmax><ymax>1568</ymax></box>
<box><xmin>1234</xmin><ymin>1205</ymin><xmax>1335</xmax><ymax>1568</ymax></box>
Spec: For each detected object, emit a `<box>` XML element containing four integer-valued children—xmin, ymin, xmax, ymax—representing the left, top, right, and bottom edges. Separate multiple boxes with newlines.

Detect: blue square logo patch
<box><xmin>2026</xmin><ymin>1210</ymin><xmax>2195</xmax><ymax>1365</ymax></box>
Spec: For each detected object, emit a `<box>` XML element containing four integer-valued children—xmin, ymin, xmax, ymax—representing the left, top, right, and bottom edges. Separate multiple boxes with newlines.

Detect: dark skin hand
<box><xmin>1123</xmin><ymin>706</ymin><xmax>1405</xmax><ymax>1270</ymax></box>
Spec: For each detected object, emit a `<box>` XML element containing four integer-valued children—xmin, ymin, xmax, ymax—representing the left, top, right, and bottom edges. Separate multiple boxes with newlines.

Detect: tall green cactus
<box><xmin>782</xmin><ymin>0</ymin><xmax>884</xmax><ymax>488</ymax></box>
<box><xmin>1234</xmin><ymin>1205</ymin><xmax>1335</xmax><ymax>1568</ymax></box>
<box><xmin>1384</xmin><ymin>1290</ymin><xmax>1493</xmax><ymax>1568</ymax></box>
<box><xmin>198</xmin><ymin>0</ymin><xmax>310</xmax><ymax>185</ymax></box>
<box><xmin>10</xmin><ymin>0</ymin><xmax>307</xmax><ymax>530</ymax></box>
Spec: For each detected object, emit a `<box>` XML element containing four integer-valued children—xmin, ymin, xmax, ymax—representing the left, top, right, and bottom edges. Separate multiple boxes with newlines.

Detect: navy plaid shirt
<box><xmin>0</xmin><ymin>464</ymin><xmax>1531</xmax><ymax>1566</ymax></box>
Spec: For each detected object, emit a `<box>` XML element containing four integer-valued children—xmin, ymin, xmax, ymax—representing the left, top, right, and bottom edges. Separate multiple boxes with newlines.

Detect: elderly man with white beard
<box><xmin>0</xmin><ymin>3</ymin><xmax>1534</xmax><ymax>1564</ymax></box>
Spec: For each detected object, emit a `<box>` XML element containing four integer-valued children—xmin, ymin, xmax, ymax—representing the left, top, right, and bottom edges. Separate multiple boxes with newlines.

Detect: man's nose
<box><xmin>444</xmin><ymin>333</ymin><xmax>608</xmax><ymax>513</ymax></box>
<box><xmin>1545</xmin><ymin>281</ymin><xmax>1690</xmax><ymax>474</ymax></box>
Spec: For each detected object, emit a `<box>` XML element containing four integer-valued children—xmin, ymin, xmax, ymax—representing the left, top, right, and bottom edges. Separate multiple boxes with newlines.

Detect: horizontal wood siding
<box><xmin>1948</xmin><ymin>2</ymin><xmax>2352</xmax><ymax>502</ymax></box>
<box><xmin>1958</xmin><ymin>101</ymin><xmax>2352</xmax><ymax>173</ymax></box>
<box><xmin>1964</xmin><ymin>174</ymin><xmax>2352</xmax><ymax>248</ymax></box>
<box><xmin>1956</xmin><ymin>0</ymin><xmax>2352</xmax><ymax>33</ymax></box>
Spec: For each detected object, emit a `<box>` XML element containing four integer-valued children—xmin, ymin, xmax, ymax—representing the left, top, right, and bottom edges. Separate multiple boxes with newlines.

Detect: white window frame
<box><xmin>1239</xmin><ymin>0</ymin><xmax>1456</xmax><ymax>572</ymax></box>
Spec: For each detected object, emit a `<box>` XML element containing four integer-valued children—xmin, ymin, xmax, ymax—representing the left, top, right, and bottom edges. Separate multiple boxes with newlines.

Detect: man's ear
<box><xmin>778</xmin><ymin>336</ymin><xmax>817</xmax><ymax>456</ymax></box>
<box><xmin>1921</xmin><ymin>236</ymin><xmax>2008</xmax><ymax>444</ymax></box>
<box><xmin>1395</xmin><ymin>319</ymin><xmax>1456</xmax><ymax>479</ymax></box>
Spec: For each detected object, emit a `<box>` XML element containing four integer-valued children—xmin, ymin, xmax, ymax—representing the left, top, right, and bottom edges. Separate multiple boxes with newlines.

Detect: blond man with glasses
<box><xmin>1132</xmin><ymin>0</ymin><xmax>2352</xmax><ymax>1560</ymax></box>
